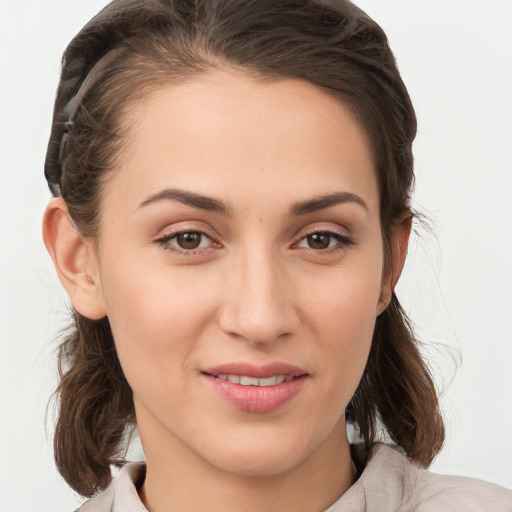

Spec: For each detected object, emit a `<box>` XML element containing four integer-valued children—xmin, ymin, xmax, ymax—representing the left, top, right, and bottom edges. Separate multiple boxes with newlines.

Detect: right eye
<box><xmin>156</xmin><ymin>230</ymin><xmax>217</xmax><ymax>254</ymax></box>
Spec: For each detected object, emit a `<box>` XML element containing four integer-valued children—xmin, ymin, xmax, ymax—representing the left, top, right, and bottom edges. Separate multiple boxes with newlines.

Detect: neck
<box><xmin>139</xmin><ymin>420</ymin><xmax>355</xmax><ymax>512</ymax></box>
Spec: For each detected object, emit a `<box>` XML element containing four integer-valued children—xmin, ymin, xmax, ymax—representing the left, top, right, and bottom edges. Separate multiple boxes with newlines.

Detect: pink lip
<box><xmin>201</xmin><ymin>362</ymin><xmax>309</xmax><ymax>413</ymax></box>
<box><xmin>202</xmin><ymin>362</ymin><xmax>307</xmax><ymax>379</ymax></box>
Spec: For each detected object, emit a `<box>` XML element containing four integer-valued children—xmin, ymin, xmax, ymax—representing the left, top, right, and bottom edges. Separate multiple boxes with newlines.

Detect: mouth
<box><xmin>201</xmin><ymin>362</ymin><xmax>308</xmax><ymax>384</ymax></box>
<box><xmin>208</xmin><ymin>374</ymin><xmax>296</xmax><ymax>386</ymax></box>
<box><xmin>201</xmin><ymin>363</ymin><xmax>309</xmax><ymax>413</ymax></box>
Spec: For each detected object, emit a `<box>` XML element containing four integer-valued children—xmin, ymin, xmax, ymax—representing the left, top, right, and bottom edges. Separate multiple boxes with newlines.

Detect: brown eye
<box><xmin>176</xmin><ymin>232</ymin><xmax>204</xmax><ymax>250</ymax></box>
<box><xmin>156</xmin><ymin>229</ymin><xmax>217</xmax><ymax>255</ymax></box>
<box><xmin>296</xmin><ymin>230</ymin><xmax>353</xmax><ymax>252</ymax></box>
<box><xmin>306</xmin><ymin>233</ymin><xmax>331</xmax><ymax>250</ymax></box>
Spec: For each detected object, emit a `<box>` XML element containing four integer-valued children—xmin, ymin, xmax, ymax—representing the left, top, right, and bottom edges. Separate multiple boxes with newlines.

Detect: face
<box><xmin>92</xmin><ymin>69</ymin><xmax>387</xmax><ymax>477</ymax></box>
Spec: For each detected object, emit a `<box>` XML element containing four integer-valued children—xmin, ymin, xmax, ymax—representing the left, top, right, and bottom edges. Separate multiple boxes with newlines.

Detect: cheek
<box><xmin>306</xmin><ymin>252</ymin><xmax>384</xmax><ymax>333</ymax></box>
<box><xmin>304</xmin><ymin>252</ymin><xmax>383</xmax><ymax>392</ymax></box>
<box><xmin>98</xmin><ymin>254</ymin><xmax>217</xmax><ymax>385</ymax></box>
<box><xmin>101</xmin><ymin>248</ymin><xmax>212</xmax><ymax>330</ymax></box>
<box><xmin>319</xmin><ymin>284</ymin><xmax>376</xmax><ymax>377</ymax></box>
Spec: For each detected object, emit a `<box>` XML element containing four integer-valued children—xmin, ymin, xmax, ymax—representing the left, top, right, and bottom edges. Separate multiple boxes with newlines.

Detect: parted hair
<box><xmin>45</xmin><ymin>0</ymin><xmax>445</xmax><ymax>497</ymax></box>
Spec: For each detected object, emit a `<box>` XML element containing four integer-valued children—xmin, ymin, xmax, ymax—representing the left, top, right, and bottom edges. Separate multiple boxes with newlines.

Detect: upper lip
<box><xmin>202</xmin><ymin>362</ymin><xmax>308</xmax><ymax>379</ymax></box>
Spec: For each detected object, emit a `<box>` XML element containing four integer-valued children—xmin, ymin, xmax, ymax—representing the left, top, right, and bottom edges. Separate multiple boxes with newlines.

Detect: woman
<box><xmin>41</xmin><ymin>0</ymin><xmax>511</xmax><ymax>510</ymax></box>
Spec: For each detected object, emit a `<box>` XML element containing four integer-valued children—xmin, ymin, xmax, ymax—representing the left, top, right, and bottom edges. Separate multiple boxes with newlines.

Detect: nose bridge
<box><xmin>220</xmin><ymin>241</ymin><xmax>298</xmax><ymax>345</ymax></box>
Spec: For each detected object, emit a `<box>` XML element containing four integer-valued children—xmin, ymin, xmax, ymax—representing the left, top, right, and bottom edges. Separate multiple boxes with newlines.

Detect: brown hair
<box><xmin>45</xmin><ymin>0</ymin><xmax>444</xmax><ymax>497</ymax></box>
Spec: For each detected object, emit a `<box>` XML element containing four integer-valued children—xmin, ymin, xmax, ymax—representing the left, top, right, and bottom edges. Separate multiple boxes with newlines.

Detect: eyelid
<box><xmin>155</xmin><ymin>225</ymin><xmax>222</xmax><ymax>255</ymax></box>
<box><xmin>154</xmin><ymin>220</ymin><xmax>221</xmax><ymax>241</ymax></box>
<box><xmin>298</xmin><ymin>225</ymin><xmax>351</xmax><ymax>239</ymax></box>
<box><xmin>292</xmin><ymin>225</ymin><xmax>355</xmax><ymax>252</ymax></box>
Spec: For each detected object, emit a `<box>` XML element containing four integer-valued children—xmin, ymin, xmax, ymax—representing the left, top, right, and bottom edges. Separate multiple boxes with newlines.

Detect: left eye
<box><xmin>164</xmin><ymin>231</ymin><xmax>212</xmax><ymax>251</ymax></box>
<box><xmin>296</xmin><ymin>232</ymin><xmax>348</xmax><ymax>250</ymax></box>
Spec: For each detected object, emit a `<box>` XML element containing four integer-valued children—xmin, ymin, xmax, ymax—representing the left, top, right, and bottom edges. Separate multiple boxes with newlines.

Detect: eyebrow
<box><xmin>289</xmin><ymin>191</ymin><xmax>368</xmax><ymax>216</ymax></box>
<box><xmin>139</xmin><ymin>188</ymin><xmax>232</xmax><ymax>215</ymax></box>
<box><xmin>139</xmin><ymin>188</ymin><xmax>368</xmax><ymax>216</ymax></box>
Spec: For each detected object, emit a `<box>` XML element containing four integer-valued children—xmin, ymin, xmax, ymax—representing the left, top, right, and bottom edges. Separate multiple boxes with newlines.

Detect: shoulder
<box><xmin>75</xmin><ymin>462</ymin><xmax>147</xmax><ymax>512</ymax></box>
<box><xmin>409</xmin><ymin>469</ymin><xmax>512</xmax><ymax>512</ymax></box>
<box><xmin>329</xmin><ymin>443</ymin><xmax>511</xmax><ymax>512</ymax></box>
<box><xmin>368</xmin><ymin>443</ymin><xmax>512</xmax><ymax>512</ymax></box>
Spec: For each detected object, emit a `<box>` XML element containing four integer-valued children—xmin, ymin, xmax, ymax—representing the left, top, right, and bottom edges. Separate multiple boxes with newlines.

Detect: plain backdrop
<box><xmin>1</xmin><ymin>0</ymin><xmax>511</xmax><ymax>510</ymax></box>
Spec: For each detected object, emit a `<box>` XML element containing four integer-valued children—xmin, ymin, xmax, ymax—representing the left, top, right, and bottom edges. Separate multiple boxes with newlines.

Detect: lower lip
<box><xmin>202</xmin><ymin>374</ymin><xmax>308</xmax><ymax>413</ymax></box>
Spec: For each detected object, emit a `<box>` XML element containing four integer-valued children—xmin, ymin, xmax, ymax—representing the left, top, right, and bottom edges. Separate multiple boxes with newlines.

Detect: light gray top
<box><xmin>78</xmin><ymin>443</ymin><xmax>512</xmax><ymax>511</ymax></box>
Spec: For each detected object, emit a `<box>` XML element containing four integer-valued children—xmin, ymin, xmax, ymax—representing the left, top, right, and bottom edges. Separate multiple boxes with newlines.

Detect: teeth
<box><xmin>215</xmin><ymin>374</ymin><xmax>291</xmax><ymax>386</ymax></box>
<box><xmin>240</xmin><ymin>376</ymin><xmax>260</xmax><ymax>386</ymax></box>
<box><xmin>259</xmin><ymin>376</ymin><xmax>278</xmax><ymax>386</ymax></box>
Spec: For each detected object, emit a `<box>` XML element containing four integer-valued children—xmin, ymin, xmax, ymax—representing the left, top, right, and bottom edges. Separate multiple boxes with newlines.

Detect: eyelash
<box><xmin>155</xmin><ymin>228</ymin><xmax>354</xmax><ymax>256</ymax></box>
<box><xmin>155</xmin><ymin>229</ymin><xmax>220</xmax><ymax>256</ymax></box>
<box><xmin>296</xmin><ymin>228</ymin><xmax>354</xmax><ymax>255</ymax></box>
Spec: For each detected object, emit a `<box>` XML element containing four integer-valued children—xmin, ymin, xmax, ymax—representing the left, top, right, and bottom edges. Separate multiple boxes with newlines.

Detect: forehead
<box><xmin>103</xmin><ymin>69</ymin><xmax>379</xmax><ymax>216</ymax></box>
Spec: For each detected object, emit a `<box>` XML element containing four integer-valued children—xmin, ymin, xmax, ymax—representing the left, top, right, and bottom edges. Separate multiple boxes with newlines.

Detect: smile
<box><xmin>201</xmin><ymin>363</ymin><xmax>309</xmax><ymax>413</ymax></box>
<box><xmin>213</xmin><ymin>374</ymin><xmax>295</xmax><ymax>386</ymax></box>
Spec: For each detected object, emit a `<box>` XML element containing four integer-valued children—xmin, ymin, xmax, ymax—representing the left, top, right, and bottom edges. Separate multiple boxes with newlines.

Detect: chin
<box><xmin>197</xmin><ymin>427</ymin><xmax>320</xmax><ymax>478</ymax></box>
<box><xmin>211</xmin><ymin>448</ymin><xmax>308</xmax><ymax>478</ymax></box>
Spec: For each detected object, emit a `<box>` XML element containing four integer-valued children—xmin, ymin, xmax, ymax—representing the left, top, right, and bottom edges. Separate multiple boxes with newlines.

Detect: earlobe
<box><xmin>42</xmin><ymin>198</ymin><xmax>107</xmax><ymax>320</ymax></box>
<box><xmin>377</xmin><ymin>214</ymin><xmax>413</xmax><ymax>315</ymax></box>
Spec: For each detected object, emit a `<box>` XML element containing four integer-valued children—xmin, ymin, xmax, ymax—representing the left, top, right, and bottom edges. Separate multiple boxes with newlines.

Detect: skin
<box><xmin>43</xmin><ymin>69</ymin><xmax>410</xmax><ymax>511</ymax></box>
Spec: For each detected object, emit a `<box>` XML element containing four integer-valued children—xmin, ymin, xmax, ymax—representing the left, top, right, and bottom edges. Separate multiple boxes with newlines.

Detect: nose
<box><xmin>218</xmin><ymin>249</ymin><xmax>300</xmax><ymax>346</ymax></box>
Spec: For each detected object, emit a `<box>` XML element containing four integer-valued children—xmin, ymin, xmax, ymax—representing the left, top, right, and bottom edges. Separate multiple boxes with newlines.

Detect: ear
<box><xmin>377</xmin><ymin>214</ymin><xmax>412</xmax><ymax>315</ymax></box>
<box><xmin>42</xmin><ymin>198</ymin><xmax>107</xmax><ymax>320</ymax></box>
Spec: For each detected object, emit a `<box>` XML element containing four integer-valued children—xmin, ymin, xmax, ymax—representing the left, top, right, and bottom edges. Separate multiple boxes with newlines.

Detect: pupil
<box><xmin>308</xmin><ymin>233</ymin><xmax>330</xmax><ymax>249</ymax></box>
<box><xmin>177</xmin><ymin>232</ymin><xmax>201</xmax><ymax>249</ymax></box>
